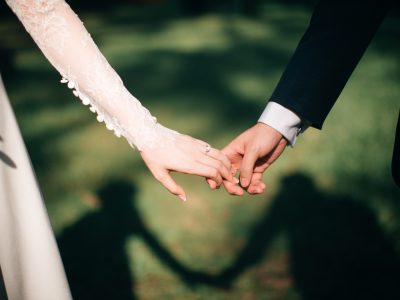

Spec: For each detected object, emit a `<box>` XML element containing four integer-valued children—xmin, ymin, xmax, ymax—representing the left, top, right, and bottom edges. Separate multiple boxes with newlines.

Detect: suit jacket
<box><xmin>393</xmin><ymin>113</ymin><xmax>400</xmax><ymax>187</ymax></box>
<box><xmin>270</xmin><ymin>0</ymin><xmax>399</xmax><ymax>186</ymax></box>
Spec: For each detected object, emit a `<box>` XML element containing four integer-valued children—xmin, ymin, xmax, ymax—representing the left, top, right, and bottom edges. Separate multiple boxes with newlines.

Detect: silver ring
<box><xmin>205</xmin><ymin>144</ymin><xmax>211</xmax><ymax>154</ymax></box>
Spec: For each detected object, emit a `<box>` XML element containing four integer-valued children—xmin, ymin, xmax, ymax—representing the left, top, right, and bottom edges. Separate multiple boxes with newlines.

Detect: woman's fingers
<box><xmin>202</xmin><ymin>156</ymin><xmax>235</xmax><ymax>184</ymax></box>
<box><xmin>201</xmin><ymin>146</ymin><xmax>240</xmax><ymax>190</ymax></box>
<box><xmin>197</xmin><ymin>151</ymin><xmax>236</xmax><ymax>184</ymax></box>
<box><xmin>185</xmin><ymin>162</ymin><xmax>224</xmax><ymax>185</ymax></box>
<box><xmin>142</xmin><ymin>136</ymin><xmax>240</xmax><ymax>198</ymax></box>
<box><xmin>153</xmin><ymin>168</ymin><xmax>187</xmax><ymax>201</ymax></box>
<box><xmin>206</xmin><ymin>148</ymin><xmax>232</xmax><ymax>173</ymax></box>
<box><xmin>194</xmin><ymin>139</ymin><xmax>236</xmax><ymax>182</ymax></box>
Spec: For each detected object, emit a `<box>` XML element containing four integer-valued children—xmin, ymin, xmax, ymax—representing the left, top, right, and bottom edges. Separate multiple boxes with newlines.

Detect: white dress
<box><xmin>0</xmin><ymin>76</ymin><xmax>72</xmax><ymax>300</ymax></box>
<box><xmin>1</xmin><ymin>0</ymin><xmax>181</xmax><ymax>299</ymax></box>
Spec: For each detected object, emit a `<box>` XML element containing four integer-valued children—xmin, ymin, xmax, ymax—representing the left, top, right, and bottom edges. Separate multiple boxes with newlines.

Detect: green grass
<box><xmin>2</xmin><ymin>2</ymin><xmax>400</xmax><ymax>299</ymax></box>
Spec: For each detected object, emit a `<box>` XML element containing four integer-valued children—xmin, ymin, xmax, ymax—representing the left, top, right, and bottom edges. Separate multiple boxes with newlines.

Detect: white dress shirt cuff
<box><xmin>258</xmin><ymin>102</ymin><xmax>303</xmax><ymax>146</ymax></box>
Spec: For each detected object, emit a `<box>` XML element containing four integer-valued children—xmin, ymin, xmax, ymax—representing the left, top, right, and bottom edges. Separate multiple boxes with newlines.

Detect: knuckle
<box><xmin>248</xmin><ymin>145</ymin><xmax>259</xmax><ymax>154</ymax></box>
<box><xmin>224</xmin><ymin>157</ymin><xmax>231</xmax><ymax>165</ymax></box>
<box><xmin>212</xmin><ymin>169</ymin><xmax>219</xmax><ymax>178</ymax></box>
<box><xmin>154</xmin><ymin>173</ymin><xmax>166</xmax><ymax>182</ymax></box>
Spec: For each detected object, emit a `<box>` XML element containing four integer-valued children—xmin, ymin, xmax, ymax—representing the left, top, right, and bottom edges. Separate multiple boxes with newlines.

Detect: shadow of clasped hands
<box><xmin>193</xmin><ymin>174</ymin><xmax>400</xmax><ymax>300</ymax></box>
<box><xmin>57</xmin><ymin>174</ymin><xmax>400</xmax><ymax>300</ymax></box>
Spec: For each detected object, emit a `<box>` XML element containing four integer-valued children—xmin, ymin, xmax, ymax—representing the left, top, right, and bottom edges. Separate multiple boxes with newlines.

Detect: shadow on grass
<box><xmin>57</xmin><ymin>179</ymin><xmax>204</xmax><ymax>299</ymax></box>
<box><xmin>1</xmin><ymin>5</ymin><xmax>301</xmax><ymax>194</ymax></box>
<box><xmin>2</xmin><ymin>3</ymin><xmax>400</xmax><ymax>297</ymax></box>
<box><xmin>214</xmin><ymin>173</ymin><xmax>400</xmax><ymax>300</ymax></box>
<box><xmin>116</xmin><ymin>44</ymin><xmax>290</xmax><ymax>127</ymax></box>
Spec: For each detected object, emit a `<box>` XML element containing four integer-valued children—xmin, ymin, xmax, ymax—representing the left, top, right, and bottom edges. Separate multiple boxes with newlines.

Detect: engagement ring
<box><xmin>205</xmin><ymin>144</ymin><xmax>211</xmax><ymax>154</ymax></box>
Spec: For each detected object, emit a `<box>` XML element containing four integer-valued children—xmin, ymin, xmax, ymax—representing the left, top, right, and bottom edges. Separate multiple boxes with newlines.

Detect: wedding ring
<box><xmin>205</xmin><ymin>144</ymin><xmax>211</xmax><ymax>154</ymax></box>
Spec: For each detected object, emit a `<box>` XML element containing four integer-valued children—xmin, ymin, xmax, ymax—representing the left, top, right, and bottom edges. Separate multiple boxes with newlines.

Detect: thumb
<box><xmin>155</xmin><ymin>170</ymin><xmax>187</xmax><ymax>201</ymax></box>
<box><xmin>240</xmin><ymin>149</ymin><xmax>258</xmax><ymax>188</ymax></box>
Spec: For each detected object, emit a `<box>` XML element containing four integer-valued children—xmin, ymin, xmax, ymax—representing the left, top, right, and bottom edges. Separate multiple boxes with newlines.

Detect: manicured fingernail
<box><xmin>234</xmin><ymin>177</ymin><xmax>239</xmax><ymax>184</ymax></box>
<box><xmin>178</xmin><ymin>194</ymin><xmax>187</xmax><ymax>202</ymax></box>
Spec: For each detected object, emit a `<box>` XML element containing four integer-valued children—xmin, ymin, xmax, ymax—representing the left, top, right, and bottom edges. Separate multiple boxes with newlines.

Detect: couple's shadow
<box><xmin>57</xmin><ymin>180</ymin><xmax>200</xmax><ymax>300</ymax></box>
<box><xmin>57</xmin><ymin>174</ymin><xmax>400</xmax><ymax>300</ymax></box>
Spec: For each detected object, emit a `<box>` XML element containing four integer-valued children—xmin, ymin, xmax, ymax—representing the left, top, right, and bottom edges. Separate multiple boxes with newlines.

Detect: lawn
<box><xmin>1</xmin><ymin>1</ymin><xmax>400</xmax><ymax>299</ymax></box>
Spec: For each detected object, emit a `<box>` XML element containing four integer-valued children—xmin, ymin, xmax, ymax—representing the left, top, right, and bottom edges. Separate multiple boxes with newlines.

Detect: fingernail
<box><xmin>178</xmin><ymin>194</ymin><xmax>187</xmax><ymax>202</ymax></box>
<box><xmin>240</xmin><ymin>178</ymin><xmax>248</xmax><ymax>187</ymax></box>
<box><xmin>234</xmin><ymin>177</ymin><xmax>239</xmax><ymax>184</ymax></box>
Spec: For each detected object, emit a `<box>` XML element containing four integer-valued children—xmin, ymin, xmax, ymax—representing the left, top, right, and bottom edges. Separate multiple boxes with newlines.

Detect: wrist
<box><xmin>134</xmin><ymin>124</ymin><xmax>180</xmax><ymax>152</ymax></box>
<box><xmin>255</xmin><ymin>122</ymin><xmax>283</xmax><ymax>140</ymax></box>
<box><xmin>258</xmin><ymin>101</ymin><xmax>301</xmax><ymax>146</ymax></box>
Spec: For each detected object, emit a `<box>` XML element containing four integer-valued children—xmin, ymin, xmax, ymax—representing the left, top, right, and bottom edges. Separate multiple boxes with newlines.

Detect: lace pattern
<box><xmin>5</xmin><ymin>0</ymin><xmax>179</xmax><ymax>150</ymax></box>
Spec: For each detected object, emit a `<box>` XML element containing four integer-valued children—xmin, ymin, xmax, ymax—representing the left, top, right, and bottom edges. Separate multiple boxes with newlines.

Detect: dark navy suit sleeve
<box><xmin>270</xmin><ymin>0</ymin><xmax>391</xmax><ymax>129</ymax></box>
<box><xmin>393</xmin><ymin>111</ymin><xmax>400</xmax><ymax>187</ymax></box>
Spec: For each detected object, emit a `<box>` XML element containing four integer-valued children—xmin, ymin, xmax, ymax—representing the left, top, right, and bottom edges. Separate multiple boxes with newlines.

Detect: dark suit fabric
<box><xmin>271</xmin><ymin>0</ymin><xmax>391</xmax><ymax>129</ymax></box>
<box><xmin>393</xmin><ymin>112</ymin><xmax>400</xmax><ymax>187</ymax></box>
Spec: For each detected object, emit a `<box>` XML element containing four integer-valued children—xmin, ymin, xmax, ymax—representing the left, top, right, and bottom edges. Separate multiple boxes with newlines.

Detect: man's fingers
<box><xmin>240</xmin><ymin>149</ymin><xmax>259</xmax><ymax>188</ymax></box>
<box><xmin>222</xmin><ymin>145</ymin><xmax>244</xmax><ymax>170</ymax></box>
<box><xmin>206</xmin><ymin>178</ymin><xmax>218</xmax><ymax>190</ymax></box>
<box><xmin>221</xmin><ymin>141</ymin><xmax>237</xmax><ymax>157</ymax></box>
<box><xmin>222</xmin><ymin>180</ymin><xmax>244</xmax><ymax>196</ymax></box>
<box><xmin>247</xmin><ymin>185</ymin><xmax>265</xmax><ymax>195</ymax></box>
<box><xmin>246</xmin><ymin>173</ymin><xmax>266</xmax><ymax>194</ymax></box>
<box><xmin>154</xmin><ymin>169</ymin><xmax>187</xmax><ymax>201</ymax></box>
<box><xmin>249</xmin><ymin>172</ymin><xmax>264</xmax><ymax>184</ymax></box>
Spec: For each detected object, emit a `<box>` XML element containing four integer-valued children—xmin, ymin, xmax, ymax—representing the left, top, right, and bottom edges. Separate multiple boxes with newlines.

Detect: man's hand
<box><xmin>212</xmin><ymin>123</ymin><xmax>287</xmax><ymax>195</ymax></box>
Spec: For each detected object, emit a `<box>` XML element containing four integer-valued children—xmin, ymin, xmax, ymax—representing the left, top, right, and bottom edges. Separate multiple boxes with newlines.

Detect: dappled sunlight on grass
<box><xmin>1</xmin><ymin>2</ymin><xmax>399</xmax><ymax>299</ymax></box>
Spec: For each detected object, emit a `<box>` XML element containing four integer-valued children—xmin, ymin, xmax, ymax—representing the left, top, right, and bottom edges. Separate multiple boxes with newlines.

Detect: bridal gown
<box><xmin>1</xmin><ymin>0</ymin><xmax>180</xmax><ymax>299</ymax></box>
<box><xmin>0</xmin><ymin>76</ymin><xmax>72</xmax><ymax>300</ymax></box>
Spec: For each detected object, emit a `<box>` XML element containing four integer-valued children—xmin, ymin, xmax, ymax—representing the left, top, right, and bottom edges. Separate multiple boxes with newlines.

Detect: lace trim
<box><xmin>6</xmin><ymin>0</ymin><xmax>63</xmax><ymax>14</ymax></box>
<box><xmin>6</xmin><ymin>0</ymin><xmax>179</xmax><ymax>151</ymax></box>
<box><xmin>60</xmin><ymin>76</ymin><xmax>179</xmax><ymax>150</ymax></box>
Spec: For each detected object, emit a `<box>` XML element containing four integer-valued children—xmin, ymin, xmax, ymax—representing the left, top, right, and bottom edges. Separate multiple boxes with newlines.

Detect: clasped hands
<box><xmin>208</xmin><ymin>122</ymin><xmax>287</xmax><ymax>196</ymax></box>
<box><xmin>141</xmin><ymin>122</ymin><xmax>287</xmax><ymax>201</ymax></box>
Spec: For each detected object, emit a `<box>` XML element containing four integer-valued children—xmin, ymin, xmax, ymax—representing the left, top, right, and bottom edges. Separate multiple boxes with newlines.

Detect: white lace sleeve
<box><xmin>5</xmin><ymin>0</ymin><xmax>179</xmax><ymax>151</ymax></box>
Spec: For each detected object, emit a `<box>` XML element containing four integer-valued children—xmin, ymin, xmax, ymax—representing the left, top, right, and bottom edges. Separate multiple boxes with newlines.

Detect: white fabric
<box><xmin>5</xmin><ymin>0</ymin><xmax>179</xmax><ymax>151</ymax></box>
<box><xmin>0</xmin><ymin>76</ymin><xmax>72</xmax><ymax>300</ymax></box>
<box><xmin>258</xmin><ymin>101</ymin><xmax>303</xmax><ymax>145</ymax></box>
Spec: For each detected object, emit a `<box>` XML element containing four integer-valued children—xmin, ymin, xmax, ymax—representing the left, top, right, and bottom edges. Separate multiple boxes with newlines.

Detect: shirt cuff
<box><xmin>258</xmin><ymin>101</ymin><xmax>303</xmax><ymax>146</ymax></box>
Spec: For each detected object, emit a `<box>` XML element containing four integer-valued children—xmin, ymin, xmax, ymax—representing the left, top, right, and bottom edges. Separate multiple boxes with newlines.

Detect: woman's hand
<box><xmin>140</xmin><ymin>134</ymin><xmax>238</xmax><ymax>201</ymax></box>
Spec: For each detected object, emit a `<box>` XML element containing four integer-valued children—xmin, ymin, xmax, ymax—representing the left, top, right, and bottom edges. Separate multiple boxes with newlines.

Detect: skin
<box><xmin>208</xmin><ymin>122</ymin><xmax>287</xmax><ymax>195</ymax></box>
<box><xmin>141</xmin><ymin>134</ymin><xmax>237</xmax><ymax>201</ymax></box>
